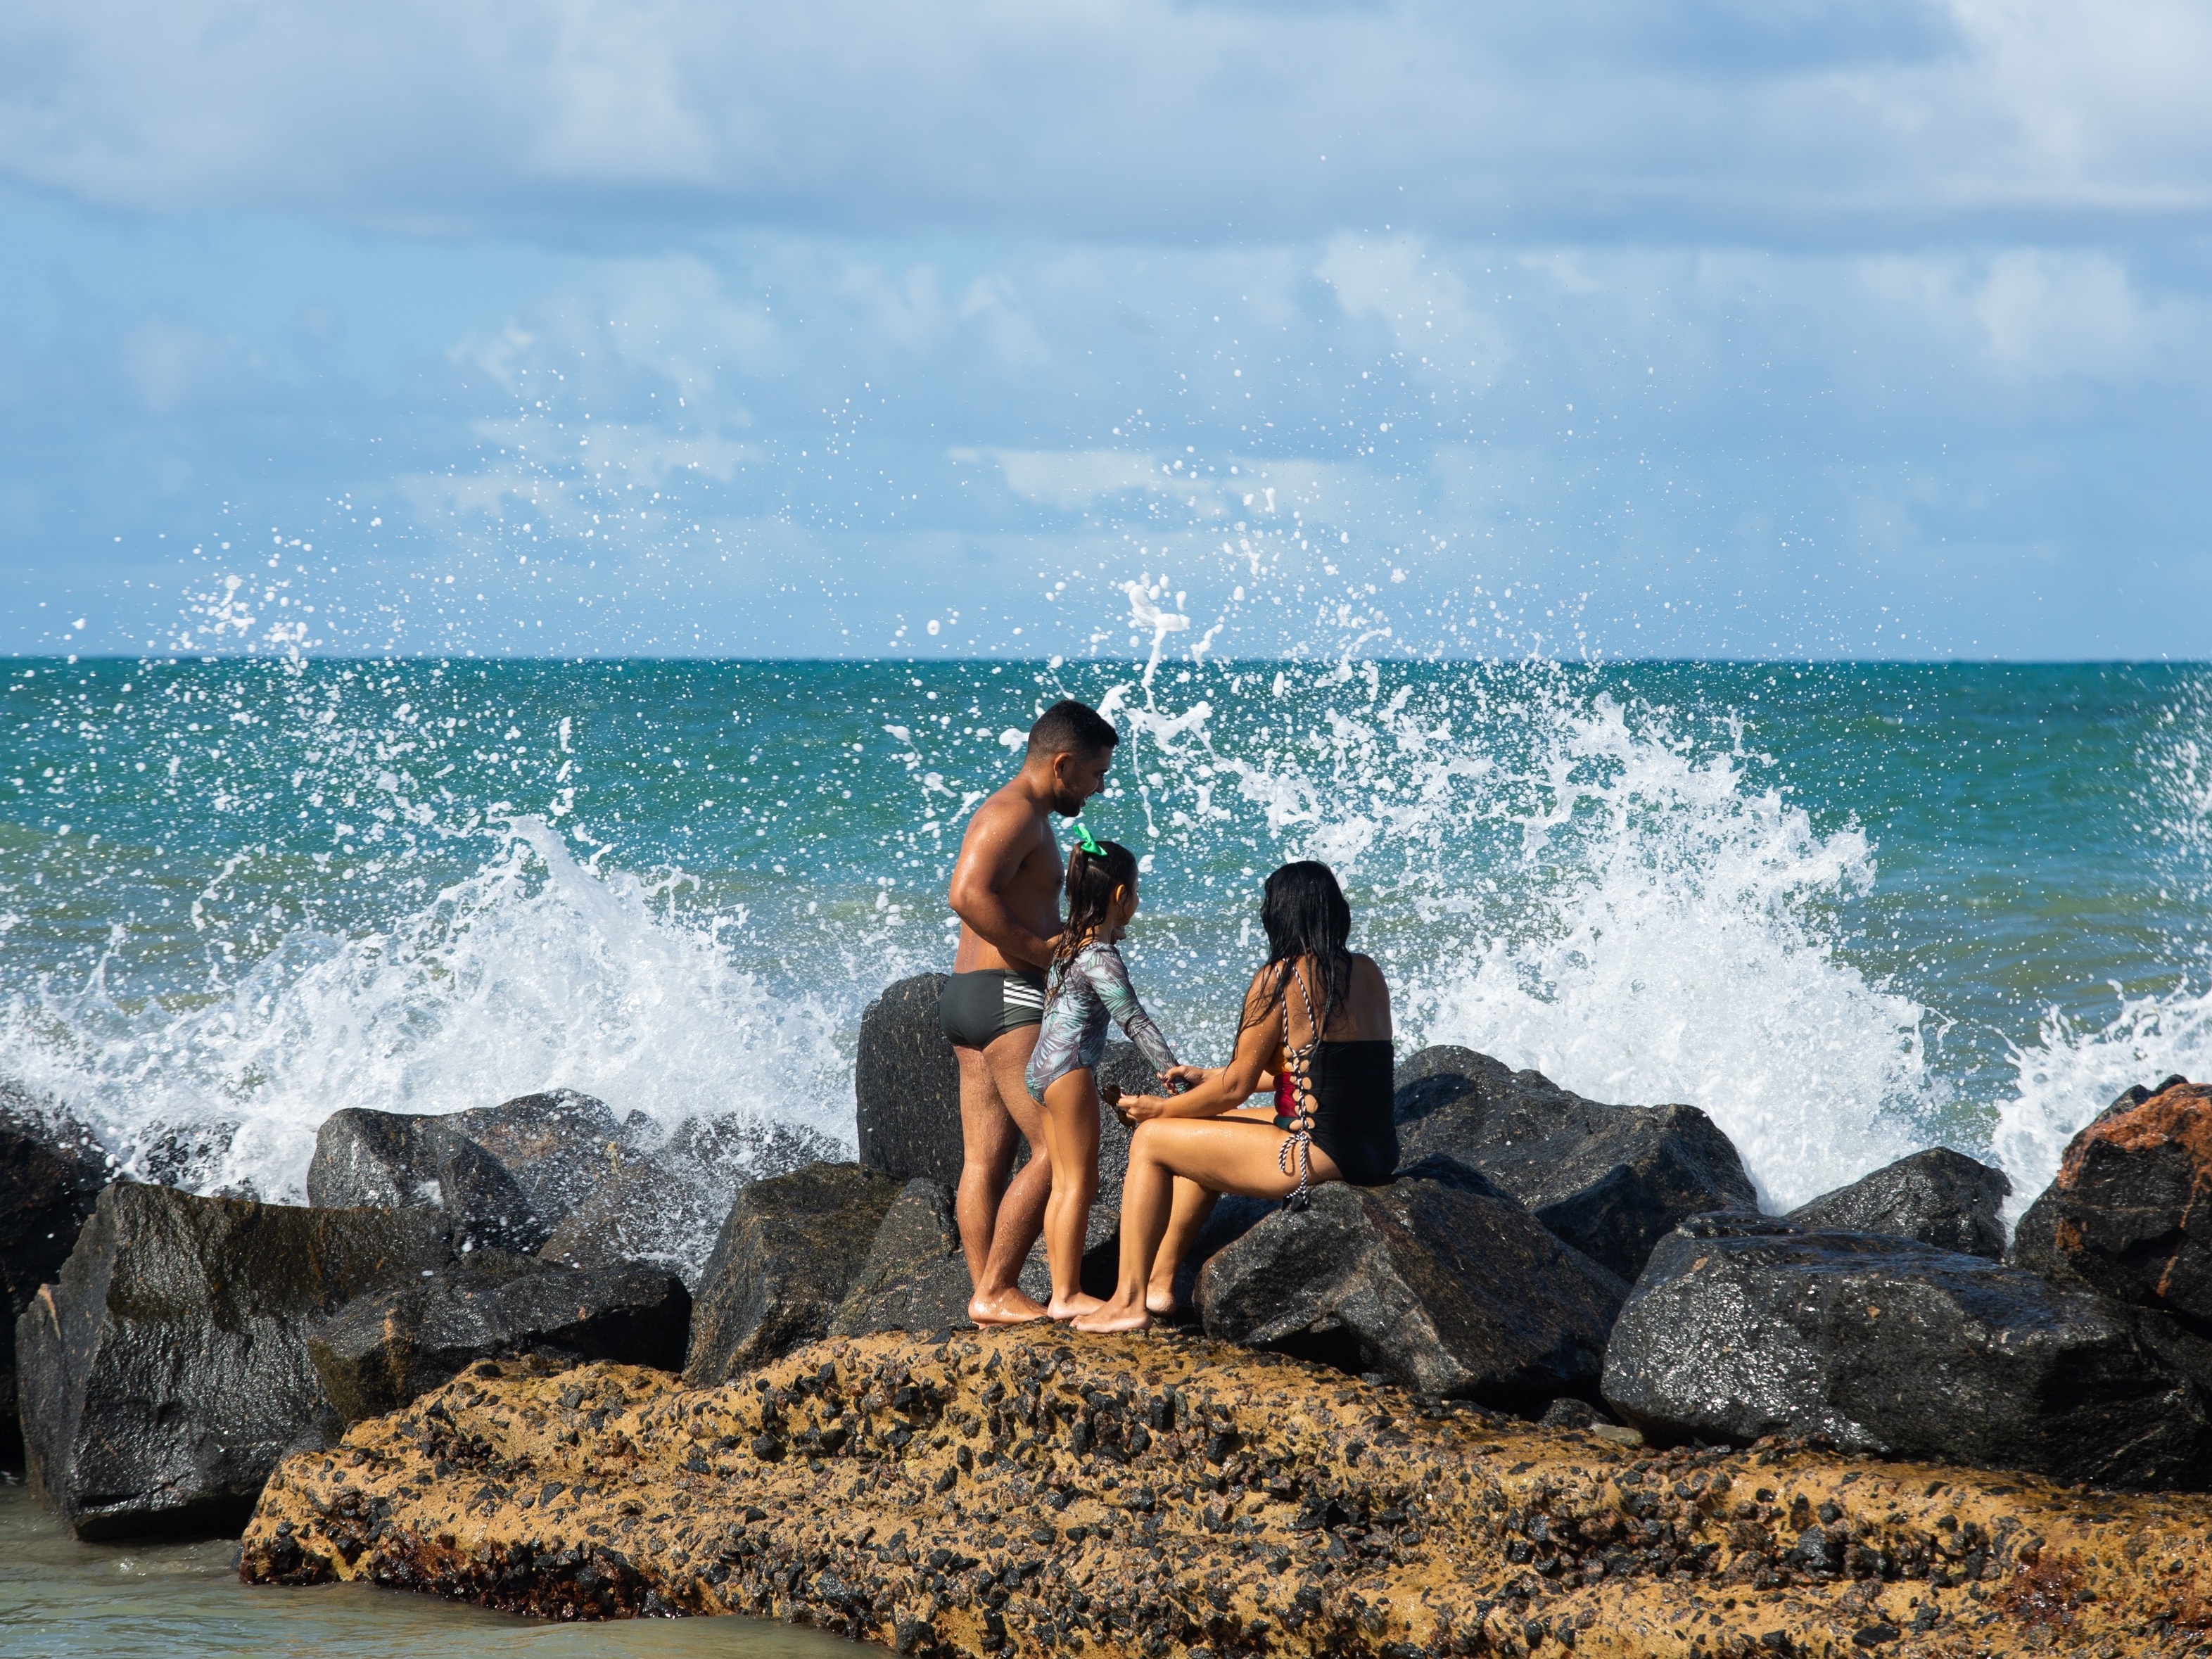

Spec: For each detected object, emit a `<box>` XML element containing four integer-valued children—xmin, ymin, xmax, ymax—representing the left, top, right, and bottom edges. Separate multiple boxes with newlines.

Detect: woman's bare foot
<box><xmin>1072</xmin><ymin>1297</ymin><xmax>1152</xmax><ymax>1334</ymax></box>
<box><xmin>1048</xmin><ymin>1291</ymin><xmax>1107</xmax><ymax>1321</ymax></box>
<box><xmin>969</xmin><ymin>1287</ymin><xmax>1050</xmax><ymax>1326</ymax></box>
<box><xmin>1144</xmin><ymin>1286</ymin><xmax>1179</xmax><ymax>1317</ymax></box>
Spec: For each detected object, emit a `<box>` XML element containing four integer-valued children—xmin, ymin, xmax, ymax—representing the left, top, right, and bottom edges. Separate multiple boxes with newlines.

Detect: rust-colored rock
<box><xmin>243</xmin><ymin>1328</ymin><xmax>2212</xmax><ymax>1656</ymax></box>
<box><xmin>2013</xmin><ymin>1077</ymin><xmax>2212</xmax><ymax>1330</ymax></box>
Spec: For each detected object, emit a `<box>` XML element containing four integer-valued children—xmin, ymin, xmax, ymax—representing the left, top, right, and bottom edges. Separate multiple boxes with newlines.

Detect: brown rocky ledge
<box><xmin>241</xmin><ymin>1328</ymin><xmax>2212</xmax><ymax>1658</ymax></box>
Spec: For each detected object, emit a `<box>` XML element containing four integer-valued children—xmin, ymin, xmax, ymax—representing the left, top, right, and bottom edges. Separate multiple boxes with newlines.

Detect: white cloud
<box><xmin>1</xmin><ymin>1</ymin><xmax>2206</xmax><ymax>243</ymax></box>
<box><xmin>1859</xmin><ymin>248</ymin><xmax>2212</xmax><ymax>383</ymax></box>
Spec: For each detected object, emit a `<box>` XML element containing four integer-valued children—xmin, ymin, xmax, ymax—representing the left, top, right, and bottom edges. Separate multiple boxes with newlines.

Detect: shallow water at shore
<box><xmin>0</xmin><ymin>1480</ymin><xmax>851</xmax><ymax>1658</ymax></box>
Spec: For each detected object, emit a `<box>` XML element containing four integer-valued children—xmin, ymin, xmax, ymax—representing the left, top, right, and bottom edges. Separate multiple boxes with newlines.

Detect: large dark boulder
<box><xmin>1786</xmin><ymin>1147</ymin><xmax>2011</xmax><ymax>1260</ymax></box>
<box><xmin>1</xmin><ymin>1088</ymin><xmax>112</xmax><ymax>1451</ymax></box>
<box><xmin>683</xmin><ymin>1162</ymin><xmax>903</xmax><ymax>1385</ymax></box>
<box><xmin>307</xmin><ymin>1090</ymin><xmax>633</xmax><ymax>1253</ymax></box>
<box><xmin>538</xmin><ymin>1114</ymin><xmax>843</xmax><ymax>1288</ymax></box>
<box><xmin>2011</xmin><ymin>1077</ymin><xmax>2212</xmax><ymax>1332</ymax></box>
<box><xmin>1392</xmin><ymin>1045</ymin><xmax>1755</xmax><ymax>1282</ymax></box>
<box><xmin>305</xmin><ymin>1106</ymin><xmax>440</xmax><ymax>1209</ymax></box>
<box><xmin>308</xmin><ymin>1256</ymin><xmax>689</xmax><ymax>1424</ymax></box>
<box><xmin>1603</xmin><ymin>1212</ymin><xmax>2212</xmax><ymax>1491</ymax></box>
<box><xmin>856</xmin><ymin>973</ymin><xmax>963</xmax><ymax>1186</ymax></box>
<box><xmin>1195</xmin><ymin>1157</ymin><xmax>1627</xmax><ymax>1409</ymax></box>
<box><xmin>830</xmin><ymin>1179</ymin><xmax>974</xmax><ymax>1337</ymax></box>
<box><xmin>15</xmin><ymin>1183</ymin><xmax>452</xmax><ymax>1538</ymax></box>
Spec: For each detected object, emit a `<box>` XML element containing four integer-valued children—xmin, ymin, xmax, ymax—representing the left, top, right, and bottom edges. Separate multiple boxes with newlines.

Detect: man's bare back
<box><xmin>939</xmin><ymin>699</ymin><xmax>1118</xmax><ymax>1326</ymax></box>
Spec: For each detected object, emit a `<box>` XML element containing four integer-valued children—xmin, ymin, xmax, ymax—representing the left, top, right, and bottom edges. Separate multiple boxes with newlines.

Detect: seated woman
<box><xmin>1073</xmin><ymin>859</ymin><xmax>1397</xmax><ymax>1335</ymax></box>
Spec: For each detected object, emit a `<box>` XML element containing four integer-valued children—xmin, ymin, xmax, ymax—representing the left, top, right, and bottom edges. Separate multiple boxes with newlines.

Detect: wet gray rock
<box><xmin>1392</xmin><ymin>1045</ymin><xmax>1755</xmax><ymax>1281</ymax></box>
<box><xmin>305</xmin><ymin>1107</ymin><xmax>442</xmax><ymax>1210</ymax></box>
<box><xmin>1603</xmin><ymin>1212</ymin><xmax>2212</xmax><ymax>1491</ymax></box>
<box><xmin>0</xmin><ymin>1087</ymin><xmax>113</xmax><ymax>1449</ymax></box>
<box><xmin>830</xmin><ymin>1179</ymin><xmax>974</xmax><ymax>1337</ymax></box>
<box><xmin>15</xmin><ymin>1183</ymin><xmax>453</xmax><ymax>1538</ymax></box>
<box><xmin>440</xmin><ymin>1091</ymin><xmax>635</xmax><ymax>1223</ymax></box>
<box><xmin>307</xmin><ymin>1090</ymin><xmax>634</xmax><ymax>1254</ymax></box>
<box><xmin>1195</xmin><ymin>1157</ymin><xmax>1628</xmax><ymax>1409</ymax></box>
<box><xmin>308</xmin><ymin>1256</ymin><xmax>690</xmax><ymax>1424</ymax></box>
<box><xmin>1786</xmin><ymin>1147</ymin><xmax>2011</xmax><ymax>1259</ymax></box>
<box><xmin>684</xmin><ymin>1162</ymin><xmax>904</xmax><ymax>1385</ymax></box>
<box><xmin>537</xmin><ymin>1115</ymin><xmax>844</xmax><ymax>1288</ymax></box>
<box><xmin>856</xmin><ymin>974</ymin><xmax>965</xmax><ymax>1186</ymax></box>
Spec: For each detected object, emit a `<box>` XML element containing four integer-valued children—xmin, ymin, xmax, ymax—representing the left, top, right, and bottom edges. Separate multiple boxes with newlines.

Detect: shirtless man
<box><xmin>941</xmin><ymin>699</ymin><xmax>1119</xmax><ymax>1324</ymax></box>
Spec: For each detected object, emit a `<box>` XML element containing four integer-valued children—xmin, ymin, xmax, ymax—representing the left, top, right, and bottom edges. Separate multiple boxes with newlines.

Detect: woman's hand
<box><xmin>1159</xmin><ymin>1064</ymin><xmax>1209</xmax><ymax>1094</ymax></box>
<box><xmin>1116</xmin><ymin>1092</ymin><xmax>1174</xmax><ymax>1123</ymax></box>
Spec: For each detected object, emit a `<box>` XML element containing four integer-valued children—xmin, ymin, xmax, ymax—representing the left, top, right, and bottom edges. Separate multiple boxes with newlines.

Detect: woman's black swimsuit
<box><xmin>1271</xmin><ymin>965</ymin><xmax>1398</xmax><ymax>1198</ymax></box>
<box><xmin>1293</xmin><ymin>1038</ymin><xmax>1398</xmax><ymax>1186</ymax></box>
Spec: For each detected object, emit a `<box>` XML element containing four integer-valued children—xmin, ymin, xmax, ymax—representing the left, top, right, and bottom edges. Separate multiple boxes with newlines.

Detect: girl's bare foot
<box><xmin>1072</xmin><ymin>1298</ymin><xmax>1151</xmax><ymax>1334</ymax></box>
<box><xmin>1144</xmin><ymin>1286</ymin><xmax>1179</xmax><ymax>1317</ymax></box>
<box><xmin>1048</xmin><ymin>1292</ymin><xmax>1107</xmax><ymax>1321</ymax></box>
<box><xmin>969</xmin><ymin>1288</ymin><xmax>1050</xmax><ymax>1326</ymax></box>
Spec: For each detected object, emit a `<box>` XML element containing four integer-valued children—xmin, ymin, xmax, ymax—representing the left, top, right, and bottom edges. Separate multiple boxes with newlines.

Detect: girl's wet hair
<box><xmin>1048</xmin><ymin>837</ymin><xmax>1138</xmax><ymax>996</ymax></box>
<box><xmin>1242</xmin><ymin>860</ymin><xmax>1354</xmax><ymax>1036</ymax></box>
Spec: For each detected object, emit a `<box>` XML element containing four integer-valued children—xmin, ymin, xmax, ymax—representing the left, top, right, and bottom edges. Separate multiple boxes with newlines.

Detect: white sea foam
<box><xmin>1107</xmin><ymin>672</ymin><xmax>1938</xmax><ymax>1210</ymax></box>
<box><xmin>1987</xmin><ymin>985</ymin><xmax>2212</xmax><ymax>1223</ymax></box>
<box><xmin>0</xmin><ymin>819</ymin><xmax>856</xmax><ymax>1203</ymax></box>
<box><xmin>6</xmin><ymin>651</ymin><xmax>2206</xmax><ymax>1244</ymax></box>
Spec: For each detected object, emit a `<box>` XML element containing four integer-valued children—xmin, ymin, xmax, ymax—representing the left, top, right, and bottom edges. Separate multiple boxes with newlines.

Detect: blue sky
<box><xmin>2</xmin><ymin>1</ymin><xmax>2207</xmax><ymax>661</ymax></box>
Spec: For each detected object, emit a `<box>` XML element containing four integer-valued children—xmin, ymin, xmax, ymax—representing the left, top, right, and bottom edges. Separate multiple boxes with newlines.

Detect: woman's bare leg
<box><xmin>1074</xmin><ymin>1119</ymin><xmax>1339</xmax><ymax>1333</ymax></box>
<box><xmin>1145</xmin><ymin>1180</ymin><xmax>1217</xmax><ymax>1314</ymax></box>
<box><xmin>1040</xmin><ymin>1071</ymin><xmax>1105</xmax><ymax>1320</ymax></box>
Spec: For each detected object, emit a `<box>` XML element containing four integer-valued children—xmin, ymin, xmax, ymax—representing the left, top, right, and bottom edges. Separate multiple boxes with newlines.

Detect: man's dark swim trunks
<box><xmin>940</xmin><ymin>968</ymin><xmax>1048</xmax><ymax>1049</ymax></box>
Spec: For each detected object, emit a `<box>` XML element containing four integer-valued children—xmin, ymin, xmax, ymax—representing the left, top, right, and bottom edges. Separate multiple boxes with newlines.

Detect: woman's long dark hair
<box><xmin>1047</xmin><ymin>837</ymin><xmax>1139</xmax><ymax>1000</ymax></box>
<box><xmin>1241</xmin><ymin>860</ymin><xmax>1354</xmax><ymax>1038</ymax></box>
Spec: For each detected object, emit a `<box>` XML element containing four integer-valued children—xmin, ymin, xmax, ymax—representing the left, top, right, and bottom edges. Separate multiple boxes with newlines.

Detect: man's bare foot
<box><xmin>969</xmin><ymin>1288</ymin><xmax>1050</xmax><ymax>1326</ymax></box>
<box><xmin>1144</xmin><ymin>1287</ymin><xmax>1179</xmax><ymax>1317</ymax></box>
<box><xmin>1048</xmin><ymin>1292</ymin><xmax>1107</xmax><ymax>1321</ymax></box>
<box><xmin>1072</xmin><ymin>1299</ymin><xmax>1151</xmax><ymax>1334</ymax></box>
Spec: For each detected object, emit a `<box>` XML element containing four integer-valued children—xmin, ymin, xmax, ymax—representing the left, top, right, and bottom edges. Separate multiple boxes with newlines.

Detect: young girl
<box><xmin>1024</xmin><ymin>829</ymin><xmax>1179</xmax><ymax>1320</ymax></box>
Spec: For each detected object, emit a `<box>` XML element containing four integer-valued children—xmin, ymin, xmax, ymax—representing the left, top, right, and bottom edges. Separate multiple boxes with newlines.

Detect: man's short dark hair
<box><xmin>1028</xmin><ymin>699</ymin><xmax>1119</xmax><ymax>759</ymax></box>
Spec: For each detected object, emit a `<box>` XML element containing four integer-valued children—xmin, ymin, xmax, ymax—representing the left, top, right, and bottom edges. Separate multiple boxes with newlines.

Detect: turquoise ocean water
<box><xmin>3</xmin><ymin>652</ymin><xmax>2211</xmax><ymax>1650</ymax></box>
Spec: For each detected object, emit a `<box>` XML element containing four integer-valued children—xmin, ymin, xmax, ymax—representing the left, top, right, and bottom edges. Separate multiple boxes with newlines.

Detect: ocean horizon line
<box><xmin>8</xmin><ymin>651</ymin><xmax>2211</xmax><ymax>671</ymax></box>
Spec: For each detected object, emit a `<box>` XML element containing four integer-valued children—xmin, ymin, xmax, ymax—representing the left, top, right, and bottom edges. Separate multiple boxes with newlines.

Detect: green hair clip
<box><xmin>1072</xmin><ymin>822</ymin><xmax>1105</xmax><ymax>858</ymax></box>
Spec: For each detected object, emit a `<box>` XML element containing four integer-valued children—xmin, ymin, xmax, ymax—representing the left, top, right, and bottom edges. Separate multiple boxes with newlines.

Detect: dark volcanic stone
<box><xmin>309</xmin><ymin>1257</ymin><xmax>689</xmax><ymax>1423</ymax></box>
<box><xmin>1603</xmin><ymin>1211</ymin><xmax>2212</xmax><ymax>1490</ymax></box>
<box><xmin>1786</xmin><ymin>1147</ymin><xmax>2011</xmax><ymax>1259</ymax></box>
<box><xmin>0</xmin><ymin>1087</ymin><xmax>113</xmax><ymax>1447</ymax></box>
<box><xmin>431</xmin><ymin>1130</ymin><xmax>552</xmax><ymax>1252</ymax></box>
<box><xmin>305</xmin><ymin>1107</ymin><xmax>440</xmax><ymax>1210</ymax></box>
<box><xmin>1392</xmin><ymin>1045</ymin><xmax>1756</xmax><ymax>1281</ymax></box>
<box><xmin>856</xmin><ymin>974</ymin><xmax>963</xmax><ymax>1186</ymax></box>
<box><xmin>307</xmin><ymin>1090</ymin><xmax>633</xmax><ymax>1254</ymax></box>
<box><xmin>684</xmin><ymin>1162</ymin><xmax>903</xmax><ymax>1384</ymax></box>
<box><xmin>1195</xmin><ymin>1157</ymin><xmax>1627</xmax><ymax>1408</ymax></box>
<box><xmin>2011</xmin><ymin>1078</ymin><xmax>2212</xmax><ymax>1332</ymax></box>
<box><xmin>15</xmin><ymin>1183</ymin><xmax>452</xmax><ymax>1538</ymax></box>
<box><xmin>441</xmin><ymin>1090</ymin><xmax>631</xmax><ymax>1223</ymax></box>
<box><xmin>831</xmin><ymin>1178</ymin><xmax>974</xmax><ymax>1337</ymax></box>
<box><xmin>538</xmin><ymin>1114</ymin><xmax>844</xmax><ymax>1289</ymax></box>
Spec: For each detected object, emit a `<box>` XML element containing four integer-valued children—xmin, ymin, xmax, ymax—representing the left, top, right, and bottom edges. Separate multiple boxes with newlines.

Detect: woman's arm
<box><xmin>1119</xmin><ymin>969</ymin><xmax>1280</xmax><ymax>1121</ymax></box>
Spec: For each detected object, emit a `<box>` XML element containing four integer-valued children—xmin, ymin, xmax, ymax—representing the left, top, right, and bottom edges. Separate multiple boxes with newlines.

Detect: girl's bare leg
<box><xmin>1145</xmin><ymin>1179</ymin><xmax>1217</xmax><ymax>1314</ymax></box>
<box><xmin>1074</xmin><ymin>1118</ymin><xmax>1339</xmax><ymax>1334</ymax></box>
<box><xmin>1040</xmin><ymin>1070</ymin><xmax>1105</xmax><ymax>1320</ymax></box>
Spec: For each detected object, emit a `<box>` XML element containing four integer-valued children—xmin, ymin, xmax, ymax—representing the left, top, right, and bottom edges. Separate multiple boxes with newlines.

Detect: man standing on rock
<box><xmin>941</xmin><ymin>698</ymin><xmax>1119</xmax><ymax>1324</ymax></box>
